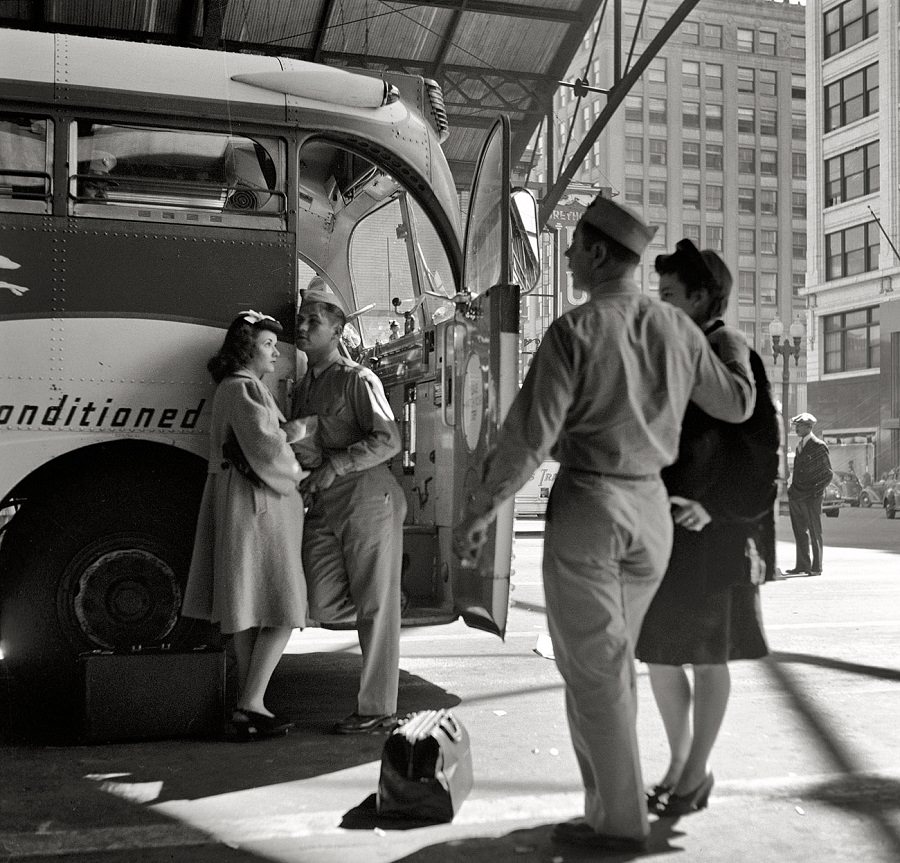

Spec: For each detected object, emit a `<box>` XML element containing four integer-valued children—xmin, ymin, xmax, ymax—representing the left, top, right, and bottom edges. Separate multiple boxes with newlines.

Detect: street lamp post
<box><xmin>768</xmin><ymin>317</ymin><xmax>805</xmax><ymax>499</ymax></box>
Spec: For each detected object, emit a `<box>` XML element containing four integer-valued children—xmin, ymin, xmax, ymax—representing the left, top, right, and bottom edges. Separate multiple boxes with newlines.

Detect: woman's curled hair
<box><xmin>207</xmin><ymin>315</ymin><xmax>282</xmax><ymax>383</ymax></box>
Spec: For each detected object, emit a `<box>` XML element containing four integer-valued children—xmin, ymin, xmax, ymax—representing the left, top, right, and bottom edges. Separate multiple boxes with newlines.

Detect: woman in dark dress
<box><xmin>636</xmin><ymin>240</ymin><xmax>779</xmax><ymax>817</ymax></box>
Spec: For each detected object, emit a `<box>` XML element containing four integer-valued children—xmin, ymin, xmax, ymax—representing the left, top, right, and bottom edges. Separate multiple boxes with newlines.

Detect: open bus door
<box><xmin>439</xmin><ymin>116</ymin><xmax>530</xmax><ymax>638</ymax></box>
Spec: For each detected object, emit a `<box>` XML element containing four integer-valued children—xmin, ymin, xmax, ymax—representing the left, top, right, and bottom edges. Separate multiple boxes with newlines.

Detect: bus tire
<box><xmin>0</xmin><ymin>463</ymin><xmax>214</xmax><ymax>716</ymax></box>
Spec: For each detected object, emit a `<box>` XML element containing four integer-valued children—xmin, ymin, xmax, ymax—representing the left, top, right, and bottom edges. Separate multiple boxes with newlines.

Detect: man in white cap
<box><xmin>785</xmin><ymin>412</ymin><xmax>833</xmax><ymax>576</ymax></box>
<box><xmin>454</xmin><ymin>194</ymin><xmax>756</xmax><ymax>854</ymax></box>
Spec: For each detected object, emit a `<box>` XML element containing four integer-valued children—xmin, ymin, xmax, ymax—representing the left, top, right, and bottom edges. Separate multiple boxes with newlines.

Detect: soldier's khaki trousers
<box><xmin>543</xmin><ymin>468</ymin><xmax>672</xmax><ymax>841</ymax></box>
<box><xmin>303</xmin><ymin>464</ymin><xmax>407</xmax><ymax>715</ymax></box>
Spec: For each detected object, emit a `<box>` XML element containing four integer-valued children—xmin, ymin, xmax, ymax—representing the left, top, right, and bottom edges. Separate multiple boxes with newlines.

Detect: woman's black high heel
<box><xmin>658</xmin><ymin>773</ymin><xmax>714</xmax><ymax>817</ymax></box>
<box><xmin>232</xmin><ymin>709</ymin><xmax>293</xmax><ymax>741</ymax></box>
<box><xmin>646</xmin><ymin>783</ymin><xmax>673</xmax><ymax>814</ymax></box>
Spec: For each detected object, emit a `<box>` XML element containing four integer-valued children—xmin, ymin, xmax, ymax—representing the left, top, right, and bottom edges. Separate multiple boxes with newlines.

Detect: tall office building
<box><xmin>545</xmin><ymin>0</ymin><xmax>807</xmax><ymax>416</ymax></box>
<box><xmin>806</xmin><ymin>0</ymin><xmax>899</xmax><ymax>475</ymax></box>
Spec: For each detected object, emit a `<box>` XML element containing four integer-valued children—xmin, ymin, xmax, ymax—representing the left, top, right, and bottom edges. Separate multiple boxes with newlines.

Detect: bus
<box><xmin>0</xmin><ymin>29</ymin><xmax>540</xmax><ymax>699</ymax></box>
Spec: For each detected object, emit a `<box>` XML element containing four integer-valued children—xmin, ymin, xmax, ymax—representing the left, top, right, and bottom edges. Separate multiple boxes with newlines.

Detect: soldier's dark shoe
<box><xmin>551</xmin><ymin>820</ymin><xmax>647</xmax><ymax>853</ymax></box>
<box><xmin>785</xmin><ymin>568</ymin><xmax>809</xmax><ymax>575</ymax></box>
<box><xmin>809</xmin><ymin>570</ymin><xmax>822</xmax><ymax>576</ymax></box>
<box><xmin>334</xmin><ymin>712</ymin><xmax>398</xmax><ymax>734</ymax></box>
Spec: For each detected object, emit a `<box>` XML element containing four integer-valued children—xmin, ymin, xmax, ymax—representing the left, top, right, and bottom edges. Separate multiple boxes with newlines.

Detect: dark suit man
<box><xmin>786</xmin><ymin>412</ymin><xmax>833</xmax><ymax>575</ymax></box>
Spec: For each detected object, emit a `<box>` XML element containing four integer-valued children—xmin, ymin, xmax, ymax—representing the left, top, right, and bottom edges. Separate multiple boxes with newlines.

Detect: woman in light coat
<box><xmin>183</xmin><ymin>311</ymin><xmax>310</xmax><ymax>740</ymax></box>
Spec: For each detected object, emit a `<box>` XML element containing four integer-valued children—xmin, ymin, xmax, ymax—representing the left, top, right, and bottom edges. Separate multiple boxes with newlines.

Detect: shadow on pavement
<box><xmin>771</xmin><ymin>650</ymin><xmax>900</xmax><ymax>682</ymax></box>
<box><xmin>0</xmin><ymin>651</ymin><xmax>459</xmax><ymax>834</ymax></box>
<box><xmin>381</xmin><ymin>819</ymin><xmax>685</xmax><ymax>862</ymax></box>
<box><xmin>763</xmin><ymin>655</ymin><xmax>900</xmax><ymax>861</ymax></box>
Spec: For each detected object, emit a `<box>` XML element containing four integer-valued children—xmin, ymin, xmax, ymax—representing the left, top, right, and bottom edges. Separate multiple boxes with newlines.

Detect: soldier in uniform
<box><xmin>454</xmin><ymin>195</ymin><xmax>756</xmax><ymax>854</ymax></box>
<box><xmin>291</xmin><ymin>288</ymin><xmax>406</xmax><ymax>733</ymax></box>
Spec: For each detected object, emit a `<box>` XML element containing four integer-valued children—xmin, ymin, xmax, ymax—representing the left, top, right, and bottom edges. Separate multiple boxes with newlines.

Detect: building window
<box><xmin>648</xmin><ymin>57</ymin><xmax>666</xmax><ymax>84</ymax></box>
<box><xmin>706</xmin><ymin>144</ymin><xmax>723</xmax><ymax>170</ymax></box>
<box><xmin>648</xmin><ymin>98</ymin><xmax>667</xmax><ymax>125</ymax></box>
<box><xmin>824</xmin><ymin>141</ymin><xmax>880</xmax><ymax>206</ymax></box>
<box><xmin>683</xmin><ymin>223</ymin><xmax>700</xmax><ymax>245</ymax></box>
<box><xmin>737</xmin><ymin>28</ymin><xmax>754</xmax><ymax>52</ymax></box>
<box><xmin>683</xmin><ymin>141</ymin><xmax>701</xmax><ymax>168</ymax></box>
<box><xmin>760</xmin><ymin>189</ymin><xmax>777</xmax><ymax>215</ymax></box>
<box><xmin>648</xmin><ymin>138</ymin><xmax>667</xmax><ymax>166</ymax></box>
<box><xmin>824</xmin><ymin>0</ymin><xmax>880</xmax><ymax>60</ymax></box>
<box><xmin>705</xmin><ymin>63</ymin><xmax>723</xmax><ymax>90</ymax></box>
<box><xmin>791</xmin><ymin>73</ymin><xmax>806</xmax><ymax>101</ymax></box>
<box><xmin>706</xmin><ymin>185</ymin><xmax>723</xmax><ymax>211</ymax></box>
<box><xmin>738</xmin><ymin>271</ymin><xmax>756</xmax><ymax>303</ymax></box>
<box><xmin>738</xmin><ymin>107</ymin><xmax>755</xmax><ymax>134</ymax></box>
<box><xmin>646</xmin><ymin>16</ymin><xmax>666</xmax><ymax>38</ymax></box>
<box><xmin>759</xmin><ymin>109</ymin><xmax>777</xmax><ymax>136</ymax></box>
<box><xmin>624</xmin><ymin>95</ymin><xmax>643</xmax><ymax>123</ymax></box>
<box><xmin>760</xmin><ymin>230</ymin><xmax>777</xmax><ymax>254</ymax></box>
<box><xmin>625</xmin><ymin>178</ymin><xmax>643</xmax><ymax>204</ymax></box>
<box><xmin>705</xmin><ymin>103</ymin><xmax>723</xmax><ymax>131</ymax></box>
<box><xmin>792</xmin><ymin>271</ymin><xmax>805</xmax><ymax>297</ymax></box>
<box><xmin>582</xmin><ymin>105</ymin><xmax>591</xmax><ymax>128</ymax></box>
<box><xmin>738</xmin><ymin>187</ymin><xmax>756</xmax><ymax>215</ymax></box>
<box><xmin>823</xmin><ymin>307</ymin><xmax>879</xmax><ymax>372</ymax></box>
<box><xmin>792</xmin><ymin>111</ymin><xmax>806</xmax><ymax>141</ymax></box>
<box><xmin>739</xmin><ymin>228</ymin><xmax>756</xmax><ymax>254</ymax></box>
<box><xmin>825</xmin><ymin>221</ymin><xmax>880</xmax><ymax>280</ymax></box>
<box><xmin>625</xmin><ymin>136</ymin><xmax>643</xmax><ymax>163</ymax></box>
<box><xmin>740</xmin><ymin>320</ymin><xmax>757</xmax><ymax>348</ymax></box>
<box><xmin>683</xmin><ymin>182</ymin><xmax>701</xmax><ymax>210</ymax></box>
<box><xmin>790</xmin><ymin>33</ymin><xmax>806</xmax><ymax>59</ymax></box>
<box><xmin>792</xmin><ymin>191</ymin><xmax>807</xmax><ymax>219</ymax></box>
<box><xmin>791</xmin><ymin>152</ymin><xmax>806</xmax><ymax>179</ymax></box>
<box><xmin>793</xmin><ymin>231</ymin><xmax>807</xmax><ymax>259</ymax></box>
<box><xmin>648</xmin><ymin>179</ymin><xmax>667</xmax><ymax>207</ymax></box>
<box><xmin>651</xmin><ymin>223</ymin><xmax>667</xmax><ymax>246</ymax></box>
<box><xmin>759</xmin><ymin>30</ymin><xmax>776</xmax><ymax>56</ymax></box>
<box><xmin>682</xmin><ymin>21</ymin><xmax>700</xmax><ymax>44</ymax></box>
<box><xmin>760</xmin><ymin>150</ymin><xmax>778</xmax><ymax>177</ymax></box>
<box><xmin>738</xmin><ymin>147</ymin><xmax>756</xmax><ymax>174</ymax></box>
<box><xmin>683</xmin><ymin>101</ymin><xmax>700</xmax><ymax>129</ymax></box>
<box><xmin>737</xmin><ymin>68</ymin><xmax>755</xmax><ymax>94</ymax></box>
<box><xmin>825</xmin><ymin>64</ymin><xmax>878</xmax><ymax>132</ymax></box>
<box><xmin>706</xmin><ymin>224</ymin><xmax>724</xmax><ymax>252</ymax></box>
<box><xmin>760</xmin><ymin>272</ymin><xmax>777</xmax><ymax>305</ymax></box>
<box><xmin>682</xmin><ymin>60</ymin><xmax>700</xmax><ymax>88</ymax></box>
<box><xmin>704</xmin><ymin>24</ymin><xmax>722</xmax><ymax>49</ymax></box>
<box><xmin>759</xmin><ymin>69</ymin><xmax>777</xmax><ymax>97</ymax></box>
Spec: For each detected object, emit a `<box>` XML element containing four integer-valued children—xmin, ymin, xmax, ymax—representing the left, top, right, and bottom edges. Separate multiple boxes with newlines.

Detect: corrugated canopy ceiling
<box><xmin>0</xmin><ymin>0</ymin><xmax>603</xmax><ymax>188</ymax></box>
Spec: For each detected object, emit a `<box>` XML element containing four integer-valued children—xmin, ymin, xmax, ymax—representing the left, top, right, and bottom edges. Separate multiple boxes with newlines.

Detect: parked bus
<box><xmin>0</xmin><ymin>29</ymin><xmax>540</xmax><ymax>698</ymax></box>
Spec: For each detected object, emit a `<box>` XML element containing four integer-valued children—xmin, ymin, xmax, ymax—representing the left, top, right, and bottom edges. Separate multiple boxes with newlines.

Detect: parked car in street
<box><xmin>833</xmin><ymin>470</ymin><xmax>862</xmax><ymax>507</ymax></box>
<box><xmin>881</xmin><ymin>474</ymin><xmax>900</xmax><ymax>519</ymax></box>
<box><xmin>822</xmin><ymin>479</ymin><xmax>843</xmax><ymax>518</ymax></box>
<box><xmin>859</xmin><ymin>467</ymin><xmax>900</xmax><ymax>508</ymax></box>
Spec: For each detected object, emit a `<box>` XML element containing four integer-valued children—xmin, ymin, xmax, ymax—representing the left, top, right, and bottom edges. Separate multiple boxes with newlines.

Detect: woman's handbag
<box><xmin>222</xmin><ymin>429</ymin><xmax>262</xmax><ymax>487</ymax></box>
<box><xmin>376</xmin><ymin>709</ymin><xmax>473</xmax><ymax>823</ymax></box>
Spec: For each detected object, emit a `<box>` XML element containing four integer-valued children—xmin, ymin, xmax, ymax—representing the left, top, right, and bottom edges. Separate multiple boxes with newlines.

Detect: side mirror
<box><xmin>510</xmin><ymin>188</ymin><xmax>541</xmax><ymax>294</ymax></box>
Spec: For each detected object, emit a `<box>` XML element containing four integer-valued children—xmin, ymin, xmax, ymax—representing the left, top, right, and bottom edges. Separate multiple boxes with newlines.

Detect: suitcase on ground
<box><xmin>376</xmin><ymin>709</ymin><xmax>473</xmax><ymax>822</ymax></box>
<box><xmin>80</xmin><ymin>648</ymin><xmax>225</xmax><ymax>743</ymax></box>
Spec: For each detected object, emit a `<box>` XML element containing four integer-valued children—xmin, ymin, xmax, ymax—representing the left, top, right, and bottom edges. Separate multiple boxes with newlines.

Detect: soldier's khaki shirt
<box><xmin>469</xmin><ymin>280</ymin><xmax>755</xmax><ymax>517</ymax></box>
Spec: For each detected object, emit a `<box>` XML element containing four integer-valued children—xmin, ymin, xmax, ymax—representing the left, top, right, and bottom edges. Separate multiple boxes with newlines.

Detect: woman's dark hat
<box><xmin>655</xmin><ymin>239</ymin><xmax>733</xmax><ymax>293</ymax></box>
<box><xmin>236</xmin><ymin>309</ymin><xmax>283</xmax><ymax>334</ymax></box>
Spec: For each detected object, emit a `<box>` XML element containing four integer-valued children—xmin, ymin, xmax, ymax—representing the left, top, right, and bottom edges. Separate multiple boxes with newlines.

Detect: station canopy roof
<box><xmin>0</xmin><ymin>0</ymin><xmax>603</xmax><ymax>189</ymax></box>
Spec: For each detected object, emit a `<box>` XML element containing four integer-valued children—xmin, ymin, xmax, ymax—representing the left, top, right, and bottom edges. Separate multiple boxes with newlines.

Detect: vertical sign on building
<box><xmin>548</xmin><ymin>189</ymin><xmax>611</xmax><ymax>316</ymax></box>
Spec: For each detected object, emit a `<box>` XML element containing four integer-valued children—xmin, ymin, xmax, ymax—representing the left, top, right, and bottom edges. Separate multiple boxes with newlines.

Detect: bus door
<box><xmin>437</xmin><ymin>117</ymin><xmax>522</xmax><ymax>638</ymax></box>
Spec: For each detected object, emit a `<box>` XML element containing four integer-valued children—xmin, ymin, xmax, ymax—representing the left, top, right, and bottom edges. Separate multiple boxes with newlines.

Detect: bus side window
<box><xmin>70</xmin><ymin>121</ymin><xmax>285</xmax><ymax>224</ymax></box>
<box><xmin>0</xmin><ymin>114</ymin><xmax>52</xmax><ymax>214</ymax></box>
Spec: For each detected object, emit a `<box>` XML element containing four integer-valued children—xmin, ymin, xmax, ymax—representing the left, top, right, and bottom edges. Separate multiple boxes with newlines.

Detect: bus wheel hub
<box><xmin>69</xmin><ymin>544</ymin><xmax>181</xmax><ymax>650</ymax></box>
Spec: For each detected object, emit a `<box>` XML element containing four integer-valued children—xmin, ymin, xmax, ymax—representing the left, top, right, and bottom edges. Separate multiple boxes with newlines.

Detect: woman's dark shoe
<box><xmin>232</xmin><ymin>709</ymin><xmax>293</xmax><ymax>741</ymax></box>
<box><xmin>646</xmin><ymin>783</ymin><xmax>673</xmax><ymax>814</ymax></box>
<box><xmin>659</xmin><ymin>773</ymin><xmax>714</xmax><ymax>817</ymax></box>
